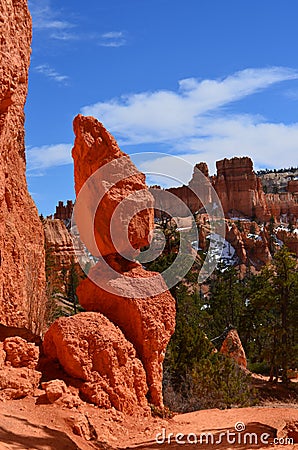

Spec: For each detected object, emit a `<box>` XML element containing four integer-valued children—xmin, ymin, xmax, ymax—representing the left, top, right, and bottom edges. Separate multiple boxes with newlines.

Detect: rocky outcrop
<box><xmin>77</xmin><ymin>262</ymin><xmax>176</xmax><ymax>408</ymax></box>
<box><xmin>151</xmin><ymin>162</ymin><xmax>212</xmax><ymax>218</ymax></box>
<box><xmin>266</xmin><ymin>193</ymin><xmax>298</xmax><ymax>222</ymax></box>
<box><xmin>225</xmin><ymin>221</ymin><xmax>272</xmax><ymax>267</ymax></box>
<box><xmin>276</xmin><ymin>228</ymin><xmax>298</xmax><ymax>256</ymax></box>
<box><xmin>43</xmin><ymin>218</ymin><xmax>83</xmax><ymax>292</ymax></box>
<box><xmin>70</xmin><ymin>115</ymin><xmax>176</xmax><ymax>409</ymax></box>
<box><xmin>226</xmin><ymin>223</ymin><xmax>247</xmax><ymax>263</ymax></box>
<box><xmin>0</xmin><ymin>337</ymin><xmax>41</xmax><ymax>400</ymax></box>
<box><xmin>213</xmin><ymin>157</ymin><xmax>270</xmax><ymax>221</ymax></box>
<box><xmin>54</xmin><ymin>200</ymin><xmax>74</xmax><ymax>221</ymax></box>
<box><xmin>43</xmin><ymin>218</ymin><xmax>77</xmax><ymax>266</ymax></box>
<box><xmin>43</xmin><ymin>312</ymin><xmax>149</xmax><ymax>414</ymax></box>
<box><xmin>0</xmin><ymin>0</ymin><xmax>46</xmax><ymax>332</ymax></box>
<box><xmin>220</xmin><ymin>329</ymin><xmax>247</xmax><ymax>369</ymax></box>
<box><xmin>287</xmin><ymin>179</ymin><xmax>298</xmax><ymax>194</ymax></box>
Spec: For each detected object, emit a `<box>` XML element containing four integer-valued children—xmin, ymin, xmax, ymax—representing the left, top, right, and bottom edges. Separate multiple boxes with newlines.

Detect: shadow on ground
<box><xmin>0</xmin><ymin>415</ymin><xmax>79</xmax><ymax>450</ymax></box>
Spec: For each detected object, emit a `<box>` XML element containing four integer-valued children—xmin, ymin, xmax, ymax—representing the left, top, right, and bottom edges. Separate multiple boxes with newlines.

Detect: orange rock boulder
<box><xmin>3</xmin><ymin>336</ymin><xmax>39</xmax><ymax>369</ymax></box>
<box><xmin>77</xmin><ymin>261</ymin><xmax>176</xmax><ymax>407</ymax></box>
<box><xmin>43</xmin><ymin>312</ymin><xmax>149</xmax><ymax>414</ymax></box>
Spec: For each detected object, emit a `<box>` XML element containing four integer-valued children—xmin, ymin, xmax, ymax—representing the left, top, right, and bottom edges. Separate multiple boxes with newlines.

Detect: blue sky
<box><xmin>26</xmin><ymin>0</ymin><xmax>298</xmax><ymax>216</ymax></box>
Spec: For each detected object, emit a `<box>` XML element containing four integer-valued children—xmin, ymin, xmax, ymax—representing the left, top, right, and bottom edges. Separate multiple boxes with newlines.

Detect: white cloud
<box><xmin>35</xmin><ymin>64</ymin><xmax>69</xmax><ymax>84</ymax></box>
<box><xmin>29</xmin><ymin>67</ymin><xmax>298</xmax><ymax>174</ymax></box>
<box><xmin>80</xmin><ymin>67</ymin><xmax>298</xmax><ymax>172</ymax></box>
<box><xmin>99</xmin><ymin>31</ymin><xmax>127</xmax><ymax>48</ymax></box>
<box><xmin>81</xmin><ymin>67</ymin><xmax>298</xmax><ymax>144</ymax></box>
<box><xmin>26</xmin><ymin>144</ymin><xmax>72</xmax><ymax>170</ymax></box>
<box><xmin>102</xmin><ymin>32</ymin><xmax>124</xmax><ymax>39</ymax></box>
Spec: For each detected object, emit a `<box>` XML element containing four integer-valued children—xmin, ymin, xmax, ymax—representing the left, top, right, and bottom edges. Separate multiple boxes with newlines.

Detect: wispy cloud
<box><xmin>29</xmin><ymin>0</ymin><xmax>76</xmax><ymax>40</ymax></box>
<box><xmin>27</xmin><ymin>144</ymin><xmax>72</xmax><ymax>171</ymax></box>
<box><xmin>99</xmin><ymin>31</ymin><xmax>127</xmax><ymax>48</ymax></box>
<box><xmin>35</xmin><ymin>64</ymin><xmax>69</xmax><ymax>84</ymax></box>
<box><xmin>284</xmin><ymin>89</ymin><xmax>298</xmax><ymax>101</ymax></box>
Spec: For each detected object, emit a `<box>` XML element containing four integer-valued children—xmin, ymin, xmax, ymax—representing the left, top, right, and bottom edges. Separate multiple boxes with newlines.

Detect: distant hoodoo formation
<box><xmin>44</xmin><ymin>114</ymin><xmax>176</xmax><ymax>411</ymax></box>
<box><xmin>213</xmin><ymin>157</ymin><xmax>269</xmax><ymax>221</ymax></box>
<box><xmin>0</xmin><ymin>0</ymin><xmax>46</xmax><ymax>331</ymax></box>
<box><xmin>161</xmin><ymin>156</ymin><xmax>298</xmax><ymax>224</ymax></box>
<box><xmin>220</xmin><ymin>329</ymin><xmax>247</xmax><ymax>369</ymax></box>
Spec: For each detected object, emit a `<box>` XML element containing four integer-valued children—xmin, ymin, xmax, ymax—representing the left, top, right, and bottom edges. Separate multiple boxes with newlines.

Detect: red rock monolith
<box><xmin>72</xmin><ymin>114</ymin><xmax>154</xmax><ymax>259</ymax></box>
<box><xmin>71</xmin><ymin>115</ymin><xmax>176</xmax><ymax>408</ymax></box>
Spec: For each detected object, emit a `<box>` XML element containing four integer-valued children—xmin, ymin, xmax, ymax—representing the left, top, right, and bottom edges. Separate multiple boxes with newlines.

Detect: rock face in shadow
<box><xmin>0</xmin><ymin>0</ymin><xmax>46</xmax><ymax>331</ymax></box>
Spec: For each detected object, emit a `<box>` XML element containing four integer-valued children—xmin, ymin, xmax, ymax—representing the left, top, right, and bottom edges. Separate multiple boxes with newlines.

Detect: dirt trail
<box><xmin>0</xmin><ymin>397</ymin><xmax>297</xmax><ymax>449</ymax></box>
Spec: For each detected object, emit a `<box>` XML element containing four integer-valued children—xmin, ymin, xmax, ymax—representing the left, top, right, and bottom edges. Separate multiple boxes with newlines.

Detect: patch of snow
<box><xmin>205</xmin><ymin>233</ymin><xmax>238</xmax><ymax>266</ymax></box>
<box><xmin>191</xmin><ymin>241</ymin><xmax>202</xmax><ymax>251</ymax></box>
<box><xmin>230</xmin><ymin>217</ymin><xmax>249</xmax><ymax>221</ymax></box>
<box><xmin>247</xmin><ymin>233</ymin><xmax>262</xmax><ymax>241</ymax></box>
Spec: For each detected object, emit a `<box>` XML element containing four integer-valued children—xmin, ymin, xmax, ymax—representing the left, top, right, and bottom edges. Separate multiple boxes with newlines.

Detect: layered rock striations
<box><xmin>43</xmin><ymin>219</ymin><xmax>77</xmax><ymax>267</ymax></box>
<box><xmin>44</xmin><ymin>115</ymin><xmax>176</xmax><ymax>412</ymax></box>
<box><xmin>266</xmin><ymin>192</ymin><xmax>298</xmax><ymax>222</ymax></box>
<box><xmin>43</xmin><ymin>218</ymin><xmax>84</xmax><ymax>293</ymax></box>
<box><xmin>0</xmin><ymin>0</ymin><xmax>46</xmax><ymax>331</ymax></box>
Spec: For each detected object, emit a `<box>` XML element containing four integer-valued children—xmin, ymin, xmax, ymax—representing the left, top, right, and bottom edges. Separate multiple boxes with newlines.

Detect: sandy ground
<box><xmin>0</xmin><ymin>395</ymin><xmax>297</xmax><ymax>450</ymax></box>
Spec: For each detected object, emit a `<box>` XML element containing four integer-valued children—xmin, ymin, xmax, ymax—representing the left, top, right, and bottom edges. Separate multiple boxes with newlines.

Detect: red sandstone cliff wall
<box><xmin>0</xmin><ymin>0</ymin><xmax>46</xmax><ymax>332</ymax></box>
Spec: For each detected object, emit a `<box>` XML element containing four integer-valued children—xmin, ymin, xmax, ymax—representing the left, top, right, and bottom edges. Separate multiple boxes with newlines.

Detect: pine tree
<box><xmin>205</xmin><ymin>264</ymin><xmax>247</xmax><ymax>340</ymax></box>
<box><xmin>248</xmin><ymin>247</ymin><xmax>298</xmax><ymax>383</ymax></box>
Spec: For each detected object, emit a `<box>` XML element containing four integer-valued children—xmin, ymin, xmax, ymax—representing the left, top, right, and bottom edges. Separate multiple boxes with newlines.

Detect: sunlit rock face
<box><xmin>213</xmin><ymin>157</ymin><xmax>270</xmax><ymax>221</ymax></box>
<box><xmin>43</xmin><ymin>312</ymin><xmax>149</xmax><ymax>415</ymax></box>
<box><xmin>0</xmin><ymin>0</ymin><xmax>46</xmax><ymax>331</ymax></box>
